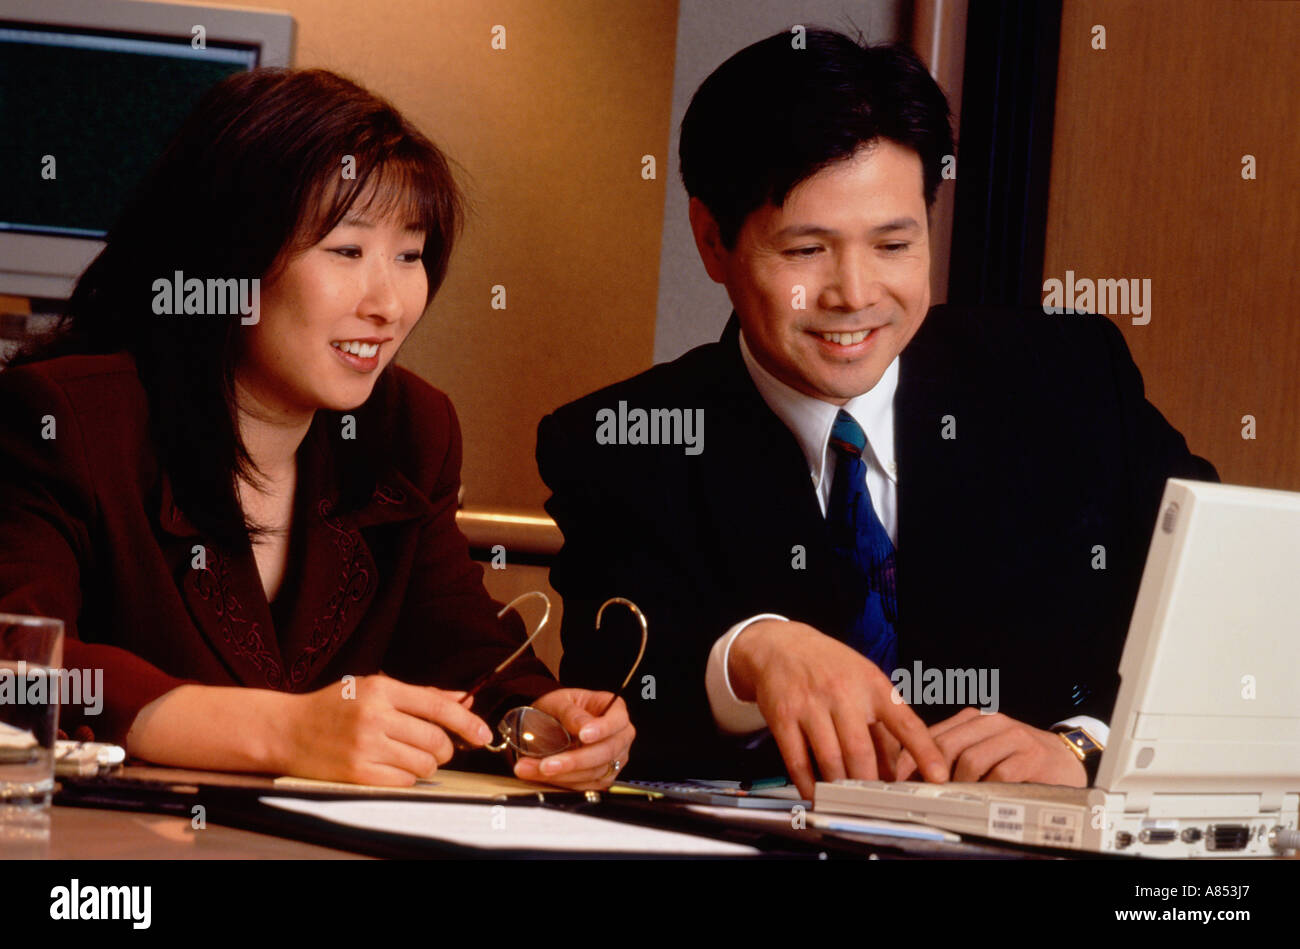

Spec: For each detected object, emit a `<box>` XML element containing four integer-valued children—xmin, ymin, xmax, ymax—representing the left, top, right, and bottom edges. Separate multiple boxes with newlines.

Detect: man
<box><xmin>536</xmin><ymin>30</ymin><xmax>1216</xmax><ymax>799</ymax></box>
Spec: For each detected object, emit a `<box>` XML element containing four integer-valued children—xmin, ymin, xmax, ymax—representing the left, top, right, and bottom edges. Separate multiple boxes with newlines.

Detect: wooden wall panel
<box><xmin>912</xmin><ymin>0</ymin><xmax>967</xmax><ymax>306</ymax></box>
<box><xmin>1044</xmin><ymin>0</ymin><xmax>1299</xmax><ymax>489</ymax></box>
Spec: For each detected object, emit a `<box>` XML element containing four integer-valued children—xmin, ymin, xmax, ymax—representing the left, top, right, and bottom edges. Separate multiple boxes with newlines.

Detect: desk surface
<box><xmin>14</xmin><ymin>804</ymin><xmax>372</xmax><ymax>860</ymax></box>
<box><xmin>6</xmin><ymin>765</ymin><xmax>1092</xmax><ymax>859</ymax></box>
<box><xmin>7</xmin><ymin>765</ymin><xmax>377</xmax><ymax>859</ymax></box>
<box><xmin>37</xmin><ymin>765</ymin><xmax>818</xmax><ymax>860</ymax></box>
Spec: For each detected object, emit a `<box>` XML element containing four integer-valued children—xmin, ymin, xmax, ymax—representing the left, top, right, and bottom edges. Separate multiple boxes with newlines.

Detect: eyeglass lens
<box><xmin>497</xmin><ymin>706</ymin><xmax>573</xmax><ymax>758</ymax></box>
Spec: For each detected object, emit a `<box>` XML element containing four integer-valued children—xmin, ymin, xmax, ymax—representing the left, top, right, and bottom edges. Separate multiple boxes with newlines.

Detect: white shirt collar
<box><xmin>737</xmin><ymin>329</ymin><xmax>899</xmax><ymax>498</ymax></box>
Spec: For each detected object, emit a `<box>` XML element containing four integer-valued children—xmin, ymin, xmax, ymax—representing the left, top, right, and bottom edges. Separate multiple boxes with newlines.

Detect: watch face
<box><xmin>1062</xmin><ymin>729</ymin><xmax>1102</xmax><ymax>756</ymax></box>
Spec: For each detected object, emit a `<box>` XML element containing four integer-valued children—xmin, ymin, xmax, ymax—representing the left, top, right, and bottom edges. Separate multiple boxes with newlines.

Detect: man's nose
<box><xmin>824</xmin><ymin>247</ymin><xmax>883</xmax><ymax>312</ymax></box>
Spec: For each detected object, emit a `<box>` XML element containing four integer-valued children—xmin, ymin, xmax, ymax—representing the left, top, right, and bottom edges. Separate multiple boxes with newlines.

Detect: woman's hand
<box><xmin>276</xmin><ymin>673</ymin><xmax>494</xmax><ymax>786</ymax></box>
<box><xmin>511</xmin><ymin>688</ymin><xmax>635</xmax><ymax>790</ymax></box>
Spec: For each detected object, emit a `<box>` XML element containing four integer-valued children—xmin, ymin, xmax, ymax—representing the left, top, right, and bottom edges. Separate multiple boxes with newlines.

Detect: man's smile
<box><xmin>805</xmin><ymin>324</ymin><xmax>887</xmax><ymax>355</ymax></box>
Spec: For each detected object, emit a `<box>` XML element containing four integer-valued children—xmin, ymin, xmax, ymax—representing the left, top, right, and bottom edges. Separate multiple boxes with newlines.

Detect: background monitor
<box><xmin>0</xmin><ymin>0</ymin><xmax>294</xmax><ymax>304</ymax></box>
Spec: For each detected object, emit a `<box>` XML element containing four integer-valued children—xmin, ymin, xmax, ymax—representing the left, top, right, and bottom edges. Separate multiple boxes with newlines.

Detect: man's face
<box><xmin>695</xmin><ymin>139</ymin><xmax>932</xmax><ymax>404</ymax></box>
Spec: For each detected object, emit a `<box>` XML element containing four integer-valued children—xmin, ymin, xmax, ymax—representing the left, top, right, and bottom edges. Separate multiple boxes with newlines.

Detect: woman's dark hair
<box><xmin>679</xmin><ymin>30</ymin><xmax>955</xmax><ymax>248</ymax></box>
<box><xmin>10</xmin><ymin>68</ymin><xmax>463</xmax><ymax>550</ymax></box>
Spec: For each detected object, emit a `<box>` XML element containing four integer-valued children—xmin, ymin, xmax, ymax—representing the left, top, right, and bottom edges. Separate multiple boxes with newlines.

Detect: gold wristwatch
<box><xmin>1051</xmin><ymin>725</ymin><xmax>1103</xmax><ymax>784</ymax></box>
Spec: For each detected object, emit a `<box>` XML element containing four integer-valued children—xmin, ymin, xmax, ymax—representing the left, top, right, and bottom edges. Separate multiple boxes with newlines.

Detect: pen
<box><xmin>608</xmin><ymin>784</ymin><xmax>663</xmax><ymax>799</ymax></box>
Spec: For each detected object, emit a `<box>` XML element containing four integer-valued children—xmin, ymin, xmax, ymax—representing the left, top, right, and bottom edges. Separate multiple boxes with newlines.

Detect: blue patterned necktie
<box><xmin>826</xmin><ymin>409</ymin><xmax>898</xmax><ymax>675</ymax></box>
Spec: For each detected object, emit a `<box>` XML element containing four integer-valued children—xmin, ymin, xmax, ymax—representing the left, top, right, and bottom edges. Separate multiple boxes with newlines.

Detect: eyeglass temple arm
<box><xmin>460</xmin><ymin>591</ymin><xmax>553</xmax><ymax>703</ymax></box>
<box><xmin>593</xmin><ymin>596</ymin><xmax>648</xmax><ymax>718</ymax></box>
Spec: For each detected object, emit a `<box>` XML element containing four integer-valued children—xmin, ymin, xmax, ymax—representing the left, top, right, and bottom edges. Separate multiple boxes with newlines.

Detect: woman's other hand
<box><xmin>511</xmin><ymin>688</ymin><xmax>635</xmax><ymax>790</ymax></box>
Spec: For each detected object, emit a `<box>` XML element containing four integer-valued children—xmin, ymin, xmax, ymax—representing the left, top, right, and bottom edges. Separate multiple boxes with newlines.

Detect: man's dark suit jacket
<box><xmin>537</xmin><ymin>305</ymin><xmax>1218</xmax><ymax>780</ymax></box>
<box><xmin>0</xmin><ymin>353</ymin><xmax>556</xmax><ymax>747</ymax></box>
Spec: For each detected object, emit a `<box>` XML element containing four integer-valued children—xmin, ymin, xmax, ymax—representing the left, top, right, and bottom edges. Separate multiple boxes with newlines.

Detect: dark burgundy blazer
<box><xmin>0</xmin><ymin>352</ymin><xmax>556</xmax><ymax>746</ymax></box>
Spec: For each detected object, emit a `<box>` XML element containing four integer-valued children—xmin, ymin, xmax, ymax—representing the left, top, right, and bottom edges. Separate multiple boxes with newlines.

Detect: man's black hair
<box><xmin>680</xmin><ymin>29</ymin><xmax>955</xmax><ymax>247</ymax></box>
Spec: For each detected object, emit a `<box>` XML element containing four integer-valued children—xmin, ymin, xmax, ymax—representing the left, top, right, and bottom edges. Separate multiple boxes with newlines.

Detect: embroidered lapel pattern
<box><xmin>284</xmin><ymin>497</ymin><xmax>376</xmax><ymax>687</ymax></box>
<box><xmin>191</xmin><ymin>545</ymin><xmax>285</xmax><ymax>688</ymax></box>
<box><xmin>162</xmin><ymin>469</ymin><xmax>287</xmax><ymax>687</ymax></box>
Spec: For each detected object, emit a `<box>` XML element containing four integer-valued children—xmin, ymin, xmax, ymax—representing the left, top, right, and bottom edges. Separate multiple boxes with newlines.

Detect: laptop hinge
<box><xmin>1121</xmin><ymin>791</ymin><xmax>1151</xmax><ymax>813</ymax></box>
<box><xmin>1117</xmin><ymin>789</ymin><xmax>1285</xmax><ymax>815</ymax></box>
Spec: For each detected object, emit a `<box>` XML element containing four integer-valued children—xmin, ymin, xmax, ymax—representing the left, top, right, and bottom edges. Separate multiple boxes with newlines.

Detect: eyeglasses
<box><xmin>457</xmin><ymin>592</ymin><xmax>647</xmax><ymax>759</ymax></box>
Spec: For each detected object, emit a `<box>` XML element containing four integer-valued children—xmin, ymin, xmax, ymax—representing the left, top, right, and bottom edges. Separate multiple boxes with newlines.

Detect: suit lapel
<box><xmin>893</xmin><ymin>308</ymin><xmax>982</xmax><ymax>665</ymax></box>
<box><xmin>895</xmin><ymin>315</ymin><xmax>958</xmax><ymax>555</ymax></box>
<box><xmin>273</xmin><ymin>416</ymin><xmax>435</xmax><ymax>688</ymax></box>
<box><xmin>698</xmin><ymin>318</ymin><xmax>855</xmax><ymax>633</ymax></box>
<box><xmin>158</xmin><ymin>413</ymin><xmax>435</xmax><ymax>691</ymax></box>
<box><xmin>158</xmin><ymin>470</ymin><xmax>287</xmax><ymax>688</ymax></box>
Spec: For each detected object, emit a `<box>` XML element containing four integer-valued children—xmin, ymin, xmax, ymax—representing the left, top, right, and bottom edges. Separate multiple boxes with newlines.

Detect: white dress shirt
<box><xmin>703</xmin><ymin>329</ymin><xmax>1110</xmax><ymax>749</ymax></box>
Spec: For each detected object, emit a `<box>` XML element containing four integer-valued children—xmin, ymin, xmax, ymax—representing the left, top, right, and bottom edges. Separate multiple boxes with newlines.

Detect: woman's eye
<box><xmin>329</xmin><ymin>246</ymin><xmax>423</xmax><ymax>262</ymax></box>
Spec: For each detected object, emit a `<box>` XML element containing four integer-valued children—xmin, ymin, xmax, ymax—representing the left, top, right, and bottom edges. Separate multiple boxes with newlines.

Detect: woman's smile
<box><xmin>329</xmin><ymin>337</ymin><xmax>390</xmax><ymax>372</ymax></box>
<box><xmin>238</xmin><ymin>207</ymin><xmax>428</xmax><ymax>414</ymax></box>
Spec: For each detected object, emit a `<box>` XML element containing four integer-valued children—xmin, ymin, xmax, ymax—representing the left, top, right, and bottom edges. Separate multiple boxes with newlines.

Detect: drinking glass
<box><xmin>0</xmin><ymin>613</ymin><xmax>65</xmax><ymax>812</ymax></box>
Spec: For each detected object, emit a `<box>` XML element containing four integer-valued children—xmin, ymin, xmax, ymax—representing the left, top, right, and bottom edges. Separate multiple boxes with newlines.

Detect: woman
<box><xmin>0</xmin><ymin>68</ymin><xmax>632</xmax><ymax>790</ymax></box>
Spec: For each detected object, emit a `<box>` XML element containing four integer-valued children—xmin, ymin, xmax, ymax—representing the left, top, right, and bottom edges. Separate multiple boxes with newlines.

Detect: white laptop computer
<box><xmin>816</xmin><ymin>479</ymin><xmax>1300</xmax><ymax>857</ymax></box>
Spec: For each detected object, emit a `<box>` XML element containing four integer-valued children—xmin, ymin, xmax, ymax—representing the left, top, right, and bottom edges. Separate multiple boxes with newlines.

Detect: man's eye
<box><xmin>784</xmin><ymin>246</ymin><xmax>823</xmax><ymax>258</ymax></box>
<box><xmin>882</xmin><ymin>242</ymin><xmax>911</xmax><ymax>253</ymax></box>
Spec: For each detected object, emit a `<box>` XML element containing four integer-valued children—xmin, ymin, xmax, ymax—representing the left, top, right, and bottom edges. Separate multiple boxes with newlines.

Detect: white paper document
<box><xmin>260</xmin><ymin>796</ymin><xmax>759</xmax><ymax>855</ymax></box>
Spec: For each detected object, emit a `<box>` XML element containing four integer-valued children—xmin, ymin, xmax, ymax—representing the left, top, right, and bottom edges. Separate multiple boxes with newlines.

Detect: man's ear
<box><xmin>688</xmin><ymin>197</ymin><xmax>729</xmax><ymax>284</ymax></box>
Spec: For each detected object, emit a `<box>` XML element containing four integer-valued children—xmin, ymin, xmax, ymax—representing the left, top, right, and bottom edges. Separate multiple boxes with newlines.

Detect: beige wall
<box><xmin>161</xmin><ymin>0</ymin><xmax>678</xmax><ymax>510</ymax></box>
<box><xmin>1045</xmin><ymin>0</ymin><xmax>1300</xmax><ymax>491</ymax></box>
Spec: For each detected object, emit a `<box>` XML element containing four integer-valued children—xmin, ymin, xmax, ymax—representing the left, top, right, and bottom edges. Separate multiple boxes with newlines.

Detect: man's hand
<box><xmin>511</xmin><ymin>688</ymin><xmax>635</xmax><ymax>791</ymax></box>
<box><xmin>729</xmin><ymin>620</ymin><xmax>948</xmax><ymax>799</ymax></box>
<box><xmin>278</xmin><ymin>673</ymin><xmax>494</xmax><ymax>786</ymax></box>
<box><xmin>894</xmin><ymin>708</ymin><xmax>1086</xmax><ymax>786</ymax></box>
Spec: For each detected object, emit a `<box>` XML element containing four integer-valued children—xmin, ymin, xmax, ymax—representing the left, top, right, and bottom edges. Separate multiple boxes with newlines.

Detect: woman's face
<box><xmin>236</xmin><ymin>202</ymin><xmax>429</xmax><ymax>419</ymax></box>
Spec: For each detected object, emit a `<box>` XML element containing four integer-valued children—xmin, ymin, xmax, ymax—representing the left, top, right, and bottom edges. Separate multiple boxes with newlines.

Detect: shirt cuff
<box><xmin>1052</xmin><ymin>715</ymin><xmax>1110</xmax><ymax>747</ymax></box>
<box><xmin>705</xmin><ymin>613</ymin><xmax>788</xmax><ymax>735</ymax></box>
